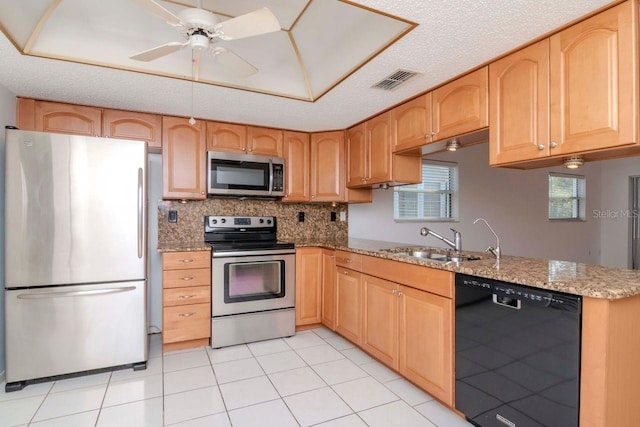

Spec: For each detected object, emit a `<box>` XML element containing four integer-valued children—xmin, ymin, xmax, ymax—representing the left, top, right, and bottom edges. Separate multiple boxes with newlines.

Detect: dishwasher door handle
<box><xmin>492</xmin><ymin>294</ymin><xmax>521</xmax><ymax>309</ymax></box>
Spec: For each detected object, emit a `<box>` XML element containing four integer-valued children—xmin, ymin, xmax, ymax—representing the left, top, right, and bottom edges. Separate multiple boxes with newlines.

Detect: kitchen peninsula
<box><xmin>159</xmin><ymin>236</ymin><xmax>640</xmax><ymax>427</ymax></box>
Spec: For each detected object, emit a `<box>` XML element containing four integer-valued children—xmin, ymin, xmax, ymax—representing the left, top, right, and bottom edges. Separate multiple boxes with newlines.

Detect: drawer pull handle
<box><xmin>343</xmin><ymin>271</ymin><xmax>349</xmax><ymax>275</ymax></box>
<box><xmin>179</xmin><ymin>259</ymin><xmax>194</xmax><ymax>263</ymax></box>
<box><xmin>179</xmin><ymin>312</ymin><xmax>196</xmax><ymax>317</ymax></box>
<box><xmin>178</xmin><ymin>294</ymin><xmax>196</xmax><ymax>299</ymax></box>
<box><xmin>342</xmin><ymin>259</ymin><xmax>352</xmax><ymax>263</ymax></box>
<box><xmin>182</xmin><ymin>277</ymin><xmax>194</xmax><ymax>281</ymax></box>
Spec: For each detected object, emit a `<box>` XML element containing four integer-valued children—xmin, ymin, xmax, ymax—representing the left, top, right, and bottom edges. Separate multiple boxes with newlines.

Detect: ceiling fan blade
<box><xmin>214</xmin><ymin>7</ymin><xmax>280</xmax><ymax>40</ymax></box>
<box><xmin>212</xmin><ymin>47</ymin><xmax>257</xmax><ymax>77</ymax></box>
<box><xmin>131</xmin><ymin>0</ymin><xmax>183</xmax><ymax>26</ymax></box>
<box><xmin>130</xmin><ymin>41</ymin><xmax>186</xmax><ymax>61</ymax></box>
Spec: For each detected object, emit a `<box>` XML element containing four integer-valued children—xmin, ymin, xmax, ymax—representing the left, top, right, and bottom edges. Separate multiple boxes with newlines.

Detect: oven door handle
<box><xmin>212</xmin><ymin>249</ymin><xmax>296</xmax><ymax>258</ymax></box>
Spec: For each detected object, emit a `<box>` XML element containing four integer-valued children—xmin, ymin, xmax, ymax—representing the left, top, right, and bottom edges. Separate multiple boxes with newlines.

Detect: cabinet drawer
<box><xmin>163</xmin><ymin>303</ymin><xmax>210</xmax><ymax>344</ymax></box>
<box><xmin>163</xmin><ymin>268</ymin><xmax>210</xmax><ymax>288</ymax></box>
<box><xmin>162</xmin><ymin>251</ymin><xmax>210</xmax><ymax>270</ymax></box>
<box><xmin>163</xmin><ymin>286</ymin><xmax>211</xmax><ymax>307</ymax></box>
<box><xmin>335</xmin><ymin>250</ymin><xmax>362</xmax><ymax>271</ymax></box>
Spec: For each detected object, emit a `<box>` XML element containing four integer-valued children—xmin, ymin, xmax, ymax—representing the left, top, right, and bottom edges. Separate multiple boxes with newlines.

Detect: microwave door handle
<box><xmin>268</xmin><ymin>159</ymin><xmax>274</xmax><ymax>195</ymax></box>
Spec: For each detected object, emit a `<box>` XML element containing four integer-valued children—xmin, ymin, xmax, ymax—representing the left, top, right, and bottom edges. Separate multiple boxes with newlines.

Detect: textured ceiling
<box><xmin>0</xmin><ymin>0</ymin><xmax>616</xmax><ymax>132</ymax></box>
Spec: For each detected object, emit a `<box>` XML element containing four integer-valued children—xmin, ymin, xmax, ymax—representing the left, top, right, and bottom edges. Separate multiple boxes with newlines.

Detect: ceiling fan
<box><xmin>130</xmin><ymin>0</ymin><xmax>281</xmax><ymax>79</ymax></box>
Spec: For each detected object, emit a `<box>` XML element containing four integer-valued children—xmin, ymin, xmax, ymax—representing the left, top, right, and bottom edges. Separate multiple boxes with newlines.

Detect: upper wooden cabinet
<box><xmin>247</xmin><ymin>126</ymin><xmax>284</xmax><ymax>157</ymax></box>
<box><xmin>206</xmin><ymin>122</ymin><xmax>247</xmax><ymax>153</ymax></box>
<box><xmin>283</xmin><ymin>131</ymin><xmax>311</xmax><ymax>202</ymax></box>
<box><xmin>206</xmin><ymin>123</ymin><xmax>283</xmax><ymax>157</ymax></box>
<box><xmin>347</xmin><ymin>113</ymin><xmax>421</xmax><ymax>188</ymax></box>
<box><xmin>491</xmin><ymin>1</ymin><xmax>638</xmax><ymax>166</ymax></box>
<box><xmin>392</xmin><ymin>94</ymin><xmax>432</xmax><ymax>153</ymax></box>
<box><xmin>102</xmin><ymin>109</ymin><xmax>162</xmax><ymax>150</ymax></box>
<box><xmin>33</xmin><ymin>100</ymin><xmax>102</xmax><ymax>137</ymax></box>
<box><xmin>432</xmin><ymin>67</ymin><xmax>488</xmax><ymax>143</ymax></box>
<box><xmin>162</xmin><ymin>116</ymin><xmax>206</xmax><ymax>200</ymax></box>
<box><xmin>310</xmin><ymin>131</ymin><xmax>345</xmax><ymax>202</ymax></box>
<box><xmin>490</xmin><ymin>40</ymin><xmax>550</xmax><ymax>164</ymax></box>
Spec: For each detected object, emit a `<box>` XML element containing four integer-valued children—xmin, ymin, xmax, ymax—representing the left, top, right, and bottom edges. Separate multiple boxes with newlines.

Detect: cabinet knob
<box><xmin>179</xmin><ymin>259</ymin><xmax>194</xmax><ymax>263</ymax></box>
<box><xmin>311</xmin><ymin>195</ymin><xmax>316</xmax><ymax>199</ymax></box>
<box><xmin>430</xmin><ymin>131</ymin><xmax>436</xmax><ymax>137</ymax></box>
<box><xmin>201</xmin><ymin>191</ymin><xmax>205</xmax><ymax>195</ymax></box>
<box><xmin>550</xmin><ymin>141</ymin><xmax>558</xmax><ymax>148</ymax></box>
<box><xmin>178</xmin><ymin>294</ymin><xmax>196</xmax><ymax>299</ymax></box>
<box><xmin>537</xmin><ymin>144</ymin><xmax>545</xmax><ymax>150</ymax></box>
<box><xmin>343</xmin><ymin>270</ymin><xmax>348</xmax><ymax>275</ymax></box>
<box><xmin>397</xmin><ymin>291</ymin><xmax>403</xmax><ymax>297</ymax></box>
<box><xmin>178</xmin><ymin>312</ymin><xmax>196</xmax><ymax>317</ymax></box>
<box><xmin>181</xmin><ymin>276</ymin><xmax>194</xmax><ymax>281</ymax></box>
<box><xmin>391</xmin><ymin>289</ymin><xmax>396</xmax><ymax>295</ymax></box>
<box><xmin>242</xmin><ymin>147</ymin><xmax>246</xmax><ymax>151</ymax></box>
<box><xmin>248</xmin><ymin>148</ymin><xmax>253</xmax><ymax>152</ymax></box>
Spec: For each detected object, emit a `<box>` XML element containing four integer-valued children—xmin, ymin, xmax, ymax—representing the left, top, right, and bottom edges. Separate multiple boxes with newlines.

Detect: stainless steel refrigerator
<box><xmin>4</xmin><ymin>129</ymin><xmax>148</xmax><ymax>391</ymax></box>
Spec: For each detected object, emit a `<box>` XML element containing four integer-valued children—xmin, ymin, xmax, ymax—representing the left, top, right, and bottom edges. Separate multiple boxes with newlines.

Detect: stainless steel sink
<box><xmin>381</xmin><ymin>248</ymin><xmax>482</xmax><ymax>263</ymax></box>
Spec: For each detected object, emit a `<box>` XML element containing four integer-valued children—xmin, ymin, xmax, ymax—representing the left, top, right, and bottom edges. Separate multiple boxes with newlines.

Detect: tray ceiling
<box><xmin>0</xmin><ymin>0</ymin><xmax>415</xmax><ymax>101</ymax></box>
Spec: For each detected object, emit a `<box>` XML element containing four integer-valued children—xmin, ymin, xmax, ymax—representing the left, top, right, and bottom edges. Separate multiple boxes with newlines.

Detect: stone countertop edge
<box><xmin>158</xmin><ymin>238</ymin><xmax>640</xmax><ymax>300</ymax></box>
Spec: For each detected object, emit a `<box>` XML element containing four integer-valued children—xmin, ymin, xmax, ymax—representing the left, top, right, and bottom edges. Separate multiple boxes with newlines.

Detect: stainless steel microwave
<box><xmin>207</xmin><ymin>152</ymin><xmax>285</xmax><ymax>197</ymax></box>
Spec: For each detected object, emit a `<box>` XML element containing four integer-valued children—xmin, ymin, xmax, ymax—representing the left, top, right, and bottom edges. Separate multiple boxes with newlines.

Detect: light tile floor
<box><xmin>0</xmin><ymin>327</ymin><xmax>473</xmax><ymax>427</ymax></box>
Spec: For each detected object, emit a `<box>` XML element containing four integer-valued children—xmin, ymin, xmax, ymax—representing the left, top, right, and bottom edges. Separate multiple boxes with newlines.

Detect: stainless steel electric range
<box><xmin>204</xmin><ymin>215</ymin><xmax>295</xmax><ymax>348</ymax></box>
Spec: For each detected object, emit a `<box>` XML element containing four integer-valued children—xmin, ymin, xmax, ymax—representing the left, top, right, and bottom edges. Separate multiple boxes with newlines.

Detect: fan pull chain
<box><xmin>189</xmin><ymin>51</ymin><xmax>196</xmax><ymax>126</ymax></box>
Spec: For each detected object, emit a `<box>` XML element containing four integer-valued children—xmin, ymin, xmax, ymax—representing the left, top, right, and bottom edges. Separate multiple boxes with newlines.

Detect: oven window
<box><xmin>224</xmin><ymin>260</ymin><xmax>285</xmax><ymax>303</ymax></box>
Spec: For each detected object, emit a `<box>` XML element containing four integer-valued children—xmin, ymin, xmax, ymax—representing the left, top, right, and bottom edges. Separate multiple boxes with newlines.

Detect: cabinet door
<box><xmin>35</xmin><ymin>101</ymin><xmax>102</xmax><ymax>137</ymax></box>
<box><xmin>362</xmin><ymin>275</ymin><xmax>399</xmax><ymax>369</ymax></box>
<box><xmin>321</xmin><ymin>249</ymin><xmax>336</xmax><ymax>330</ymax></box>
<box><xmin>550</xmin><ymin>1</ymin><xmax>636</xmax><ymax>154</ymax></box>
<box><xmin>206</xmin><ymin>122</ymin><xmax>247</xmax><ymax>154</ymax></box>
<box><xmin>335</xmin><ymin>267</ymin><xmax>362</xmax><ymax>344</ymax></box>
<box><xmin>310</xmin><ymin>131</ymin><xmax>344</xmax><ymax>202</ymax></box>
<box><xmin>247</xmin><ymin>126</ymin><xmax>284</xmax><ymax>157</ymax></box>
<box><xmin>283</xmin><ymin>131</ymin><xmax>310</xmax><ymax>202</ymax></box>
<box><xmin>162</xmin><ymin>116</ymin><xmax>206</xmax><ymax>200</ymax></box>
<box><xmin>366</xmin><ymin>112</ymin><xmax>392</xmax><ymax>185</ymax></box>
<box><xmin>346</xmin><ymin>122</ymin><xmax>367</xmax><ymax>187</ymax></box>
<box><xmin>489</xmin><ymin>40</ymin><xmax>550</xmax><ymax>165</ymax></box>
<box><xmin>102</xmin><ymin>109</ymin><xmax>162</xmax><ymax>150</ymax></box>
<box><xmin>295</xmin><ymin>248</ymin><xmax>323</xmax><ymax>326</ymax></box>
<box><xmin>432</xmin><ymin>67</ymin><xmax>488</xmax><ymax>142</ymax></box>
<box><xmin>393</xmin><ymin>93</ymin><xmax>431</xmax><ymax>152</ymax></box>
<box><xmin>399</xmin><ymin>285</ymin><xmax>453</xmax><ymax>406</ymax></box>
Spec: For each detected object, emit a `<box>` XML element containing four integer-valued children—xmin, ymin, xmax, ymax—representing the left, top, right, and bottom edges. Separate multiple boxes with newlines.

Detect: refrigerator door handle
<box><xmin>138</xmin><ymin>167</ymin><xmax>143</xmax><ymax>259</ymax></box>
<box><xmin>16</xmin><ymin>286</ymin><xmax>137</xmax><ymax>299</ymax></box>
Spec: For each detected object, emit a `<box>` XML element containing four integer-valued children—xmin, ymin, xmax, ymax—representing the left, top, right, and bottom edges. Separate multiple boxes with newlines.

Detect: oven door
<box><xmin>211</xmin><ymin>250</ymin><xmax>295</xmax><ymax>316</ymax></box>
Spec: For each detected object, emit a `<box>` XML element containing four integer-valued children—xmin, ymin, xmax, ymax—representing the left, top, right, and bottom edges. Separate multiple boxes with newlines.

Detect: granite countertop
<box><xmin>159</xmin><ymin>237</ymin><xmax>640</xmax><ymax>299</ymax></box>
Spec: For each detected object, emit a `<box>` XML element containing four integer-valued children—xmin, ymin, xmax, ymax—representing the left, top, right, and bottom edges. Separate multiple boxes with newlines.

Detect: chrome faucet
<box><xmin>473</xmin><ymin>218</ymin><xmax>501</xmax><ymax>261</ymax></box>
<box><xmin>420</xmin><ymin>227</ymin><xmax>461</xmax><ymax>253</ymax></box>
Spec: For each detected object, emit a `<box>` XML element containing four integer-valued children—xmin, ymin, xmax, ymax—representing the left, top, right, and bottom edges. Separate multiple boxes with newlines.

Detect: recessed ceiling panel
<box><xmin>292</xmin><ymin>0</ymin><xmax>413</xmax><ymax>99</ymax></box>
<box><xmin>0</xmin><ymin>0</ymin><xmax>415</xmax><ymax>102</ymax></box>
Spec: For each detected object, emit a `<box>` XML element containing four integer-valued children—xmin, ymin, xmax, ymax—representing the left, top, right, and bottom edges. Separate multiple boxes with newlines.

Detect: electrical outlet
<box><xmin>330</xmin><ymin>212</ymin><xmax>337</xmax><ymax>222</ymax></box>
<box><xmin>298</xmin><ymin>212</ymin><xmax>305</xmax><ymax>222</ymax></box>
<box><xmin>340</xmin><ymin>211</ymin><xmax>346</xmax><ymax>221</ymax></box>
<box><xmin>168</xmin><ymin>210</ymin><xmax>178</xmax><ymax>223</ymax></box>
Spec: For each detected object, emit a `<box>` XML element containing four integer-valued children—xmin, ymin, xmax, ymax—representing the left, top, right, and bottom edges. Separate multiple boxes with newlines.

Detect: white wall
<box><xmin>598</xmin><ymin>156</ymin><xmax>640</xmax><ymax>268</ymax></box>
<box><xmin>349</xmin><ymin>143</ymin><xmax>602</xmax><ymax>264</ymax></box>
<box><xmin>0</xmin><ymin>85</ymin><xmax>16</xmax><ymax>379</ymax></box>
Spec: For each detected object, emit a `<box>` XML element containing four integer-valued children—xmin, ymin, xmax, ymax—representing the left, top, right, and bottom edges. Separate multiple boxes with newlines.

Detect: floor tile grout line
<box><xmin>92</xmin><ymin>372</ymin><xmax>113</xmax><ymax>427</ymax></box>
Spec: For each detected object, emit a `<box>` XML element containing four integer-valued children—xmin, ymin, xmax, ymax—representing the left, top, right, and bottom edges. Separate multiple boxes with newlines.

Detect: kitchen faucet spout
<box><xmin>420</xmin><ymin>227</ymin><xmax>461</xmax><ymax>253</ymax></box>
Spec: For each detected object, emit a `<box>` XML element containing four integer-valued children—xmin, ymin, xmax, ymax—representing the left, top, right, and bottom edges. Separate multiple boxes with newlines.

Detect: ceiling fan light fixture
<box><xmin>446</xmin><ymin>139</ymin><xmax>460</xmax><ymax>152</ymax></box>
<box><xmin>189</xmin><ymin>33</ymin><xmax>210</xmax><ymax>51</ymax></box>
<box><xmin>564</xmin><ymin>156</ymin><xmax>584</xmax><ymax>169</ymax></box>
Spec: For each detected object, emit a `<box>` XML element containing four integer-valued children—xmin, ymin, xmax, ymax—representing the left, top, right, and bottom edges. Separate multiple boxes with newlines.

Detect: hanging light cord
<box><xmin>189</xmin><ymin>50</ymin><xmax>196</xmax><ymax>125</ymax></box>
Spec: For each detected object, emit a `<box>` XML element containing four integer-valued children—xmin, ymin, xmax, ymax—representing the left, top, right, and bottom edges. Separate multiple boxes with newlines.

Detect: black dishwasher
<box><xmin>455</xmin><ymin>274</ymin><xmax>581</xmax><ymax>427</ymax></box>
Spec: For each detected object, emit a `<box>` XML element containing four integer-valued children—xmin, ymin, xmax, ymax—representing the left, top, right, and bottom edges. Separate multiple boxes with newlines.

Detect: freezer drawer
<box><xmin>5</xmin><ymin>281</ymin><xmax>148</xmax><ymax>383</ymax></box>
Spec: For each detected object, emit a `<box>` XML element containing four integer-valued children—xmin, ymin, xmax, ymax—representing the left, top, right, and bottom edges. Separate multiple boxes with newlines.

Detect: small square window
<box><xmin>394</xmin><ymin>160</ymin><xmax>458</xmax><ymax>222</ymax></box>
<box><xmin>549</xmin><ymin>173</ymin><xmax>586</xmax><ymax>220</ymax></box>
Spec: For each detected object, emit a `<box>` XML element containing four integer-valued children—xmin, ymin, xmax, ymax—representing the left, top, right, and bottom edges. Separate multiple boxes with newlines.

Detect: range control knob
<box><xmin>221</xmin><ymin>218</ymin><xmax>226</xmax><ymax>224</ymax></box>
<box><xmin>259</xmin><ymin>218</ymin><xmax>264</xmax><ymax>224</ymax></box>
<box><xmin>211</xmin><ymin>219</ymin><xmax>217</xmax><ymax>225</ymax></box>
<box><xmin>267</xmin><ymin>219</ymin><xmax>272</xmax><ymax>224</ymax></box>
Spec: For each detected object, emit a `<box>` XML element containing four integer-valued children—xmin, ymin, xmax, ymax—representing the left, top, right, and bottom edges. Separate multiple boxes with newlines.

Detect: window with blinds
<box><xmin>549</xmin><ymin>173</ymin><xmax>586</xmax><ymax>220</ymax></box>
<box><xmin>394</xmin><ymin>160</ymin><xmax>458</xmax><ymax>221</ymax></box>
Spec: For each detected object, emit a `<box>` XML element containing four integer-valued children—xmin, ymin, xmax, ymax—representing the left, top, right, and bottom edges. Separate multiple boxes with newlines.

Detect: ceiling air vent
<box><xmin>372</xmin><ymin>69</ymin><xmax>420</xmax><ymax>90</ymax></box>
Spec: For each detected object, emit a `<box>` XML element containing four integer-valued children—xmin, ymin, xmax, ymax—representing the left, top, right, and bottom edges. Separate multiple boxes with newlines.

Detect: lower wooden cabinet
<box><xmin>335</xmin><ymin>266</ymin><xmax>363</xmax><ymax>345</ymax></box>
<box><xmin>398</xmin><ymin>285</ymin><xmax>453</xmax><ymax>405</ymax></box>
<box><xmin>362</xmin><ymin>275</ymin><xmax>399</xmax><ymax>369</ymax></box>
<box><xmin>321</xmin><ymin>249</ymin><xmax>336</xmax><ymax>330</ymax></box>
<box><xmin>295</xmin><ymin>248</ymin><xmax>323</xmax><ymax>326</ymax></box>
<box><xmin>162</xmin><ymin>251</ymin><xmax>211</xmax><ymax>351</ymax></box>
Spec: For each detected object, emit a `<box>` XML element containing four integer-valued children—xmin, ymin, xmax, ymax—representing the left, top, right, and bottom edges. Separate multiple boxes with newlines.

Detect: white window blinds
<box><xmin>548</xmin><ymin>173</ymin><xmax>586</xmax><ymax>220</ymax></box>
<box><xmin>394</xmin><ymin>160</ymin><xmax>458</xmax><ymax>221</ymax></box>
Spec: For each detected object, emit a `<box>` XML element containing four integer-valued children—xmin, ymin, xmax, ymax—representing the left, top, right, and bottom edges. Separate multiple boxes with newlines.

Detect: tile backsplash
<box><xmin>158</xmin><ymin>198</ymin><xmax>348</xmax><ymax>243</ymax></box>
